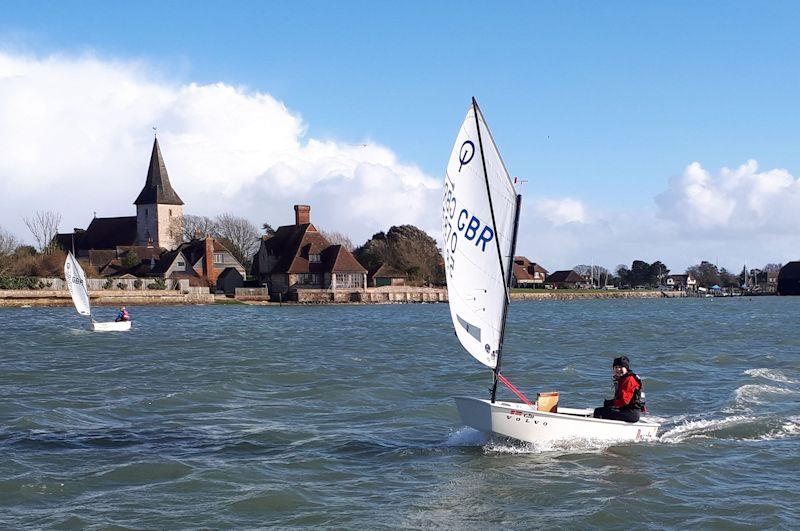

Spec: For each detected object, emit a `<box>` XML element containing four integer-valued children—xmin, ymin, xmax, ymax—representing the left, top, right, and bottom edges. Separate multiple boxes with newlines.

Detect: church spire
<box><xmin>134</xmin><ymin>138</ymin><xmax>184</xmax><ymax>205</ymax></box>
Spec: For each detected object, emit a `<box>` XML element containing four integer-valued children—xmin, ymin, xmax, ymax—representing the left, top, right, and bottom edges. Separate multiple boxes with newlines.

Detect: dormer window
<box><xmin>309</xmin><ymin>253</ymin><xmax>321</xmax><ymax>263</ymax></box>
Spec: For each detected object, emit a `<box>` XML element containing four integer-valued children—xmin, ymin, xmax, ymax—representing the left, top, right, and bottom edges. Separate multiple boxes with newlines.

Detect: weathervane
<box><xmin>152</xmin><ymin>126</ymin><xmax>157</xmax><ymax>138</ymax></box>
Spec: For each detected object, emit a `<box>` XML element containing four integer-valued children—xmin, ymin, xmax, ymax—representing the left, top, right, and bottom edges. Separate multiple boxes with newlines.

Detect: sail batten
<box><xmin>64</xmin><ymin>252</ymin><xmax>91</xmax><ymax>317</ymax></box>
<box><xmin>442</xmin><ymin>100</ymin><xmax>519</xmax><ymax>369</ymax></box>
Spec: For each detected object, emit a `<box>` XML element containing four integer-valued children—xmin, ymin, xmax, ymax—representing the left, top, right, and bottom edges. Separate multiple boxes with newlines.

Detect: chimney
<box><xmin>203</xmin><ymin>236</ymin><xmax>214</xmax><ymax>280</ymax></box>
<box><xmin>294</xmin><ymin>204</ymin><xmax>311</xmax><ymax>225</ymax></box>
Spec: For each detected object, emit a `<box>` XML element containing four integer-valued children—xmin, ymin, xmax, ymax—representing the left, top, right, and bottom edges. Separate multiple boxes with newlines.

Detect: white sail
<box><xmin>442</xmin><ymin>100</ymin><xmax>519</xmax><ymax>368</ymax></box>
<box><xmin>64</xmin><ymin>252</ymin><xmax>91</xmax><ymax>317</ymax></box>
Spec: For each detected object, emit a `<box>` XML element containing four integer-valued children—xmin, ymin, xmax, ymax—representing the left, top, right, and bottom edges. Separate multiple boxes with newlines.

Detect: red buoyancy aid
<box><xmin>611</xmin><ymin>372</ymin><xmax>645</xmax><ymax>410</ymax></box>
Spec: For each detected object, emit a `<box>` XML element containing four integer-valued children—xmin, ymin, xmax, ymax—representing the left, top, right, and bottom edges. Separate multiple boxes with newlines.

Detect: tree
<box><xmin>0</xmin><ymin>227</ymin><xmax>20</xmax><ymax>275</ymax></box>
<box><xmin>354</xmin><ymin>225</ymin><xmax>443</xmax><ymax>285</ymax></box>
<box><xmin>214</xmin><ymin>213</ymin><xmax>260</xmax><ymax>268</ymax></box>
<box><xmin>649</xmin><ymin>261</ymin><xmax>669</xmax><ymax>287</ymax></box>
<box><xmin>121</xmin><ymin>250</ymin><xmax>140</xmax><ymax>270</ymax></box>
<box><xmin>573</xmin><ymin>264</ymin><xmax>609</xmax><ymax>287</ymax></box>
<box><xmin>24</xmin><ymin>210</ymin><xmax>62</xmax><ymax>254</ymax></box>
<box><xmin>615</xmin><ymin>264</ymin><xmax>630</xmax><ymax>287</ymax></box>
<box><xmin>629</xmin><ymin>260</ymin><xmax>652</xmax><ymax>287</ymax></box>
<box><xmin>719</xmin><ymin>267</ymin><xmax>738</xmax><ymax>288</ymax></box>
<box><xmin>687</xmin><ymin>261</ymin><xmax>720</xmax><ymax>288</ymax></box>
<box><xmin>320</xmin><ymin>230</ymin><xmax>354</xmax><ymax>251</ymax></box>
<box><xmin>179</xmin><ymin>214</ymin><xmax>218</xmax><ymax>241</ymax></box>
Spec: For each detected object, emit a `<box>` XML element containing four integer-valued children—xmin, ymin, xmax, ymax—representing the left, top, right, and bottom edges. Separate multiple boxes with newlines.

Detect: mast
<box><xmin>471</xmin><ymin>97</ymin><xmax>521</xmax><ymax>403</ymax></box>
<box><xmin>491</xmin><ymin>193</ymin><xmax>522</xmax><ymax>402</ymax></box>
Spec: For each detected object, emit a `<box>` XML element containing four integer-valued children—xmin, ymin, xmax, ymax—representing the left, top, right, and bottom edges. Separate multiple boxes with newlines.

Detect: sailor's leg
<box><xmin>593</xmin><ymin>406</ymin><xmax>611</xmax><ymax>419</ymax></box>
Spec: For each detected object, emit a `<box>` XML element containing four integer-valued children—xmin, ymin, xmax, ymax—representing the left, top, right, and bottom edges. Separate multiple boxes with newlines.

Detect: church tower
<box><xmin>134</xmin><ymin>138</ymin><xmax>184</xmax><ymax>250</ymax></box>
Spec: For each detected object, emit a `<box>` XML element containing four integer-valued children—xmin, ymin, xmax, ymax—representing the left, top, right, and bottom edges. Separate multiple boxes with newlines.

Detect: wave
<box><xmin>758</xmin><ymin>415</ymin><xmax>800</xmax><ymax>441</ymax></box>
<box><xmin>659</xmin><ymin>415</ymin><xmax>755</xmax><ymax>443</ymax></box>
<box><xmin>733</xmin><ymin>384</ymin><xmax>795</xmax><ymax>407</ymax></box>
<box><xmin>483</xmin><ymin>436</ymin><xmax>617</xmax><ymax>455</ymax></box>
<box><xmin>744</xmin><ymin>368</ymin><xmax>797</xmax><ymax>384</ymax></box>
<box><xmin>660</xmin><ymin>412</ymin><xmax>800</xmax><ymax>443</ymax></box>
<box><xmin>444</xmin><ymin>427</ymin><xmax>489</xmax><ymax>447</ymax></box>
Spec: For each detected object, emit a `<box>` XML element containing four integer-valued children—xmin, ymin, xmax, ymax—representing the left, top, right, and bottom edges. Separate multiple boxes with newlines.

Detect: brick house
<box><xmin>251</xmin><ymin>205</ymin><xmax>367</xmax><ymax>298</ymax></box>
<box><xmin>151</xmin><ymin>236</ymin><xmax>246</xmax><ymax>288</ymax></box>
<box><xmin>512</xmin><ymin>256</ymin><xmax>548</xmax><ymax>288</ymax></box>
<box><xmin>545</xmin><ymin>270</ymin><xmax>590</xmax><ymax>289</ymax></box>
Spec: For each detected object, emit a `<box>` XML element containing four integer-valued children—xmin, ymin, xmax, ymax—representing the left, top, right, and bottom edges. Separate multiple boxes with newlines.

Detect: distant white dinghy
<box><xmin>64</xmin><ymin>252</ymin><xmax>131</xmax><ymax>332</ymax></box>
<box><xmin>442</xmin><ymin>99</ymin><xmax>658</xmax><ymax>444</ymax></box>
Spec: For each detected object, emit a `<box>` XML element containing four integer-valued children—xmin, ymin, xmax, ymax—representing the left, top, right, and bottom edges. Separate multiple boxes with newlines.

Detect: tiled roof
<box><xmin>257</xmin><ymin>223</ymin><xmax>366</xmax><ymax>275</ymax></box>
<box><xmin>88</xmin><ymin>249</ymin><xmax>118</xmax><ymax>268</ymax></box>
<box><xmin>176</xmin><ymin>238</ymin><xmax>237</xmax><ymax>267</ymax></box>
<box><xmin>117</xmin><ymin>245</ymin><xmax>165</xmax><ymax>260</ymax></box>
<box><xmin>134</xmin><ymin>138</ymin><xmax>184</xmax><ymax>205</ymax></box>
<box><xmin>513</xmin><ymin>256</ymin><xmax>548</xmax><ymax>281</ymax></box>
<box><xmin>325</xmin><ymin>245</ymin><xmax>367</xmax><ymax>273</ymax></box>
<box><xmin>547</xmin><ymin>270</ymin><xmax>584</xmax><ymax>283</ymax></box>
<box><xmin>169</xmin><ymin>272</ymin><xmax>208</xmax><ymax>287</ymax></box>
<box><xmin>55</xmin><ymin>216</ymin><xmax>138</xmax><ymax>251</ymax></box>
<box><xmin>369</xmin><ymin>263</ymin><xmax>406</xmax><ymax>279</ymax></box>
<box><xmin>513</xmin><ymin>262</ymin><xmax>535</xmax><ymax>281</ymax></box>
<box><xmin>149</xmin><ymin>250</ymin><xmax>183</xmax><ymax>275</ymax></box>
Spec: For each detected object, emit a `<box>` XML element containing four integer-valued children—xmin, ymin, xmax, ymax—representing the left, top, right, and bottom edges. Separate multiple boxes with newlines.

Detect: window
<box><xmin>297</xmin><ymin>273</ymin><xmax>320</xmax><ymax>285</ymax></box>
<box><xmin>169</xmin><ymin>209</ymin><xmax>172</xmax><ymax>216</ymax></box>
<box><xmin>144</xmin><ymin>208</ymin><xmax>148</xmax><ymax>219</ymax></box>
<box><xmin>335</xmin><ymin>273</ymin><xmax>363</xmax><ymax>288</ymax></box>
<box><xmin>309</xmin><ymin>253</ymin><xmax>321</xmax><ymax>263</ymax></box>
<box><xmin>176</xmin><ymin>261</ymin><xmax>185</xmax><ymax>270</ymax></box>
<box><xmin>213</xmin><ymin>253</ymin><xmax>224</xmax><ymax>265</ymax></box>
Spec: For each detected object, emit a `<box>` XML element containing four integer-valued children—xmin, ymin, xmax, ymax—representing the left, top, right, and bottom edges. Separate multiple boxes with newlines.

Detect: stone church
<box><xmin>56</xmin><ymin>137</ymin><xmax>185</xmax><ymax>256</ymax></box>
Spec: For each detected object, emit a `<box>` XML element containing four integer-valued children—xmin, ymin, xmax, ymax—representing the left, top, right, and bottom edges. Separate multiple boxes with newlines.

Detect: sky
<box><xmin>1</xmin><ymin>1</ymin><xmax>799</xmax><ymax>272</ymax></box>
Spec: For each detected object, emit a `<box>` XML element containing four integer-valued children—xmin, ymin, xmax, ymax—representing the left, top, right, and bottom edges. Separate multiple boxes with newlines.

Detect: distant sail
<box><xmin>442</xmin><ymin>100</ymin><xmax>518</xmax><ymax>368</ymax></box>
<box><xmin>64</xmin><ymin>252</ymin><xmax>91</xmax><ymax>317</ymax></box>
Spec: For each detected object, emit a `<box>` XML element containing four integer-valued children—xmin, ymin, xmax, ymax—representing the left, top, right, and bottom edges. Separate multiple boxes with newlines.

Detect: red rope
<box><xmin>496</xmin><ymin>373</ymin><xmax>534</xmax><ymax>407</ymax></box>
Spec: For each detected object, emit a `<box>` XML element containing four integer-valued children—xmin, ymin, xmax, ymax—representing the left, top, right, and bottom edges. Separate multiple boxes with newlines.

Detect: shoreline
<box><xmin>0</xmin><ymin>288</ymin><xmax>706</xmax><ymax>307</ymax></box>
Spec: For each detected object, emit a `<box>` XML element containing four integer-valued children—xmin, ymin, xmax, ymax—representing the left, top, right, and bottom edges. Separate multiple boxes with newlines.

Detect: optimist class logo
<box><xmin>458</xmin><ymin>140</ymin><xmax>475</xmax><ymax>172</ymax></box>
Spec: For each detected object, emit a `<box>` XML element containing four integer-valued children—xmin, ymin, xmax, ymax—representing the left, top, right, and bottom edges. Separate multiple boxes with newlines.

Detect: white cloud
<box><xmin>531</xmin><ymin>197</ymin><xmax>588</xmax><ymax>225</ymax></box>
<box><xmin>0</xmin><ymin>51</ymin><xmax>439</xmax><ymax>246</ymax></box>
<box><xmin>514</xmin><ymin>160</ymin><xmax>800</xmax><ymax>272</ymax></box>
<box><xmin>656</xmin><ymin>159</ymin><xmax>800</xmax><ymax>234</ymax></box>
<box><xmin>1</xmin><ymin>50</ymin><xmax>797</xmax><ymax>273</ymax></box>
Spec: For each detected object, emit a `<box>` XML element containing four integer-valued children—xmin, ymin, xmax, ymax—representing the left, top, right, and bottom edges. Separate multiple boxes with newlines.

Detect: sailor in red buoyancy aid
<box><xmin>115</xmin><ymin>306</ymin><xmax>130</xmax><ymax>322</ymax></box>
<box><xmin>593</xmin><ymin>356</ymin><xmax>646</xmax><ymax>423</ymax></box>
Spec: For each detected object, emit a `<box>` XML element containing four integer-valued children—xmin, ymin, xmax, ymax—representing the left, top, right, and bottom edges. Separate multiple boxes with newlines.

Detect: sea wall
<box><xmin>6</xmin><ymin>277</ymin><xmax>190</xmax><ymax>291</ymax></box>
<box><xmin>270</xmin><ymin>286</ymin><xmax>449</xmax><ymax>304</ymax></box>
<box><xmin>510</xmin><ymin>290</ymin><xmax>677</xmax><ymax>301</ymax></box>
<box><xmin>0</xmin><ymin>286</ymin><xmax>684</xmax><ymax>307</ymax></box>
<box><xmin>0</xmin><ymin>288</ymin><xmax>214</xmax><ymax>307</ymax></box>
<box><xmin>357</xmin><ymin>286</ymin><xmax>448</xmax><ymax>303</ymax></box>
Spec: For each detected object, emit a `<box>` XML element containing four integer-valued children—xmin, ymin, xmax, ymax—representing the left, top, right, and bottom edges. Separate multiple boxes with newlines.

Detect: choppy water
<box><xmin>1</xmin><ymin>297</ymin><xmax>798</xmax><ymax>529</ymax></box>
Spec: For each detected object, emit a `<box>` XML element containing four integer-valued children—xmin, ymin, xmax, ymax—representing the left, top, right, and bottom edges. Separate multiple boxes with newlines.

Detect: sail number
<box><xmin>442</xmin><ymin>174</ymin><xmax>458</xmax><ymax>273</ymax></box>
<box><xmin>442</xmin><ymin>173</ymin><xmax>496</xmax><ymax>275</ymax></box>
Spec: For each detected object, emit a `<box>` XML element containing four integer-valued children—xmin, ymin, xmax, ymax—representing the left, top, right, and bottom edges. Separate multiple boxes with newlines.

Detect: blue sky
<box><xmin>1</xmin><ymin>2</ymin><xmax>799</xmax><ymax>270</ymax></box>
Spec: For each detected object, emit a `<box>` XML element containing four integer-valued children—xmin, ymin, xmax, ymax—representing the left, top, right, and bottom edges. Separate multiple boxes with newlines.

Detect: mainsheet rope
<box><xmin>496</xmin><ymin>373</ymin><xmax>534</xmax><ymax>407</ymax></box>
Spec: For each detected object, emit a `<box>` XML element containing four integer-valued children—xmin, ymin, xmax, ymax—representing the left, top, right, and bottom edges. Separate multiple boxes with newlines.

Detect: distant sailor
<box><xmin>593</xmin><ymin>356</ymin><xmax>645</xmax><ymax>423</ymax></box>
<box><xmin>115</xmin><ymin>306</ymin><xmax>130</xmax><ymax>322</ymax></box>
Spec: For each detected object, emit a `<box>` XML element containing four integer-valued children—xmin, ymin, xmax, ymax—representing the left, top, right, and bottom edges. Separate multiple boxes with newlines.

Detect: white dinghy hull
<box><xmin>455</xmin><ymin>396</ymin><xmax>659</xmax><ymax>444</ymax></box>
<box><xmin>90</xmin><ymin>321</ymin><xmax>132</xmax><ymax>332</ymax></box>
